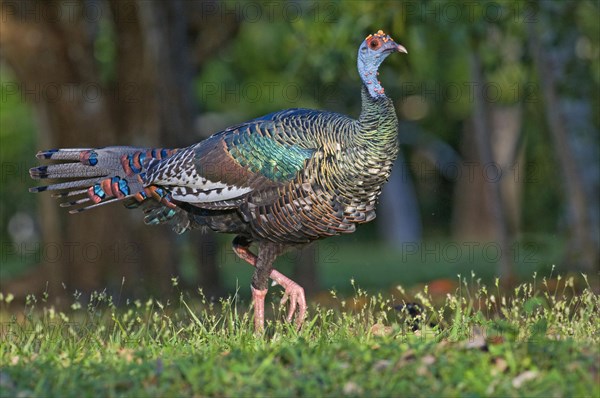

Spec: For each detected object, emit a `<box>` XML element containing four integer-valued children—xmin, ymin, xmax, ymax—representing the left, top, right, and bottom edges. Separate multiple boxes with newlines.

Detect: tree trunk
<box><xmin>0</xmin><ymin>0</ymin><xmax>240</xmax><ymax>300</ymax></box>
<box><xmin>1</xmin><ymin>0</ymin><xmax>128</xmax><ymax>298</ymax></box>
<box><xmin>528</xmin><ymin>15</ymin><xmax>599</xmax><ymax>271</ymax></box>
<box><xmin>379</xmin><ymin>153</ymin><xmax>422</xmax><ymax>245</ymax></box>
<box><xmin>453</xmin><ymin>105</ymin><xmax>524</xmax><ymax>240</ymax></box>
<box><xmin>464</xmin><ymin>45</ymin><xmax>514</xmax><ymax>286</ymax></box>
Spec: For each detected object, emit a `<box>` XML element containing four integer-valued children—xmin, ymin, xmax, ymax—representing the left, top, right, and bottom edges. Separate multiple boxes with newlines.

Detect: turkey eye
<box><xmin>369</xmin><ymin>39</ymin><xmax>381</xmax><ymax>50</ymax></box>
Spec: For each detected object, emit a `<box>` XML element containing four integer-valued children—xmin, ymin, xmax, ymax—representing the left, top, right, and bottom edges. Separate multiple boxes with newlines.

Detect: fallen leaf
<box><xmin>491</xmin><ymin>357</ymin><xmax>508</xmax><ymax>375</ymax></box>
<box><xmin>372</xmin><ymin>359</ymin><xmax>392</xmax><ymax>372</ymax></box>
<box><xmin>487</xmin><ymin>335</ymin><xmax>505</xmax><ymax>345</ymax></box>
<box><xmin>512</xmin><ymin>370</ymin><xmax>539</xmax><ymax>388</ymax></box>
<box><xmin>343</xmin><ymin>381</ymin><xmax>363</xmax><ymax>395</ymax></box>
<box><xmin>370</xmin><ymin>323</ymin><xmax>392</xmax><ymax>336</ymax></box>
<box><xmin>400</xmin><ymin>349</ymin><xmax>416</xmax><ymax>361</ymax></box>
<box><xmin>117</xmin><ymin>348</ymin><xmax>134</xmax><ymax>363</ymax></box>
<box><xmin>465</xmin><ymin>327</ymin><xmax>487</xmax><ymax>350</ymax></box>
<box><xmin>465</xmin><ymin>336</ymin><xmax>487</xmax><ymax>350</ymax></box>
<box><xmin>421</xmin><ymin>354</ymin><xmax>436</xmax><ymax>366</ymax></box>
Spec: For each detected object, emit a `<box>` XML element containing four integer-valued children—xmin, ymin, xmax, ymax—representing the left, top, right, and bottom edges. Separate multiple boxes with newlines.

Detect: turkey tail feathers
<box><xmin>30</xmin><ymin>163</ymin><xmax>109</xmax><ymax>179</ymax></box>
<box><xmin>36</xmin><ymin>148</ymin><xmax>91</xmax><ymax>161</ymax></box>
<box><xmin>30</xmin><ymin>146</ymin><xmax>177</xmax><ymax>214</ymax></box>
<box><xmin>29</xmin><ymin>178</ymin><xmax>104</xmax><ymax>193</ymax></box>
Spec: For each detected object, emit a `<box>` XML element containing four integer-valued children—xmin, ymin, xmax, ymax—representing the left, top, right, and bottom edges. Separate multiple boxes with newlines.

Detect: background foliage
<box><xmin>0</xmin><ymin>0</ymin><xmax>598</xmax><ymax>299</ymax></box>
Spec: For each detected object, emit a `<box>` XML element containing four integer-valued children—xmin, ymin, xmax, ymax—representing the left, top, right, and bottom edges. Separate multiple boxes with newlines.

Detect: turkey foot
<box><xmin>270</xmin><ymin>271</ymin><xmax>306</xmax><ymax>328</ymax></box>
<box><xmin>233</xmin><ymin>237</ymin><xmax>307</xmax><ymax>330</ymax></box>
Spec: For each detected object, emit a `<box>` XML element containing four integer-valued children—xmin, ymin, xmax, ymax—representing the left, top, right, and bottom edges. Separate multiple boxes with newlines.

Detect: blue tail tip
<box><xmin>30</xmin><ymin>165</ymin><xmax>48</xmax><ymax>176</ymax></box>
<box><xmin>37</xmin><ymin>149</ymin><xmax>59</xmax><ymax>159</ymax></box>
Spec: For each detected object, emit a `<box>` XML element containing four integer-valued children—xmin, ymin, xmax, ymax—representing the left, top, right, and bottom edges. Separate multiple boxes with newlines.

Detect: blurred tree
<box><xmin>1</xmin><ymin>0</ymin><xmax>597</xmax><ymax>297</ymax></box>
<box><xmin>528</xmin><ymin>1</ymin><xmax>599</xmax><ymax>271</ymax></box>
<box><xmin>467</xmin><ymin>36</ymin><xmax>515</xmax><ymax>285</ymax></box>
<box><xmin>0</xmin><ymin>0</ymin><xmax>239</xmax><ymax>299</ymax></box>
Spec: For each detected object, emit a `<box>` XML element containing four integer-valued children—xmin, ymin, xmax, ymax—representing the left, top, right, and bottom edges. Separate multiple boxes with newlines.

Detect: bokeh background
<box><xmin>1</xmin><ymin>0</ymin><xmax>598</xmax><ymax>303</ymax></box>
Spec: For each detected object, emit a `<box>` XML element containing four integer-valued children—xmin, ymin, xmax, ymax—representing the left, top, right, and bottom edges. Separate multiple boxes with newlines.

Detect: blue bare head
<box><xmin>357</xmin><ymin>30</ymin><xmax>407</xmax><ymax>99</ymax></box>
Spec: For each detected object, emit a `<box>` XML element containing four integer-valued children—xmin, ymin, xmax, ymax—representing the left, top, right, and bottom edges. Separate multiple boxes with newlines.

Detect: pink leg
<box><xmin>251</xmin><ymin>286</ymin><xmax>268</xmax><ymax>333</ymax></box>
<box><xmin>233</xmin><ymin>241</ymin><xmax>307</xmax><ymax>329</ymax></box>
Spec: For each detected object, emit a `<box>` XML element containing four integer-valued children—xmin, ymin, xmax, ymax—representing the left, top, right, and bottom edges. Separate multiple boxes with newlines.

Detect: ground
<box><xmin>1</xmin><ymin>272</ymin><xmax>598</xmax><ymax>397</ymax></box>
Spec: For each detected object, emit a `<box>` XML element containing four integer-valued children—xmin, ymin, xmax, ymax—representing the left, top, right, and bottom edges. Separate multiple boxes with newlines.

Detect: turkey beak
<box><xmin>396</xmin><ymin>44</ymin><xmax>408</xmax><ymax>54</ymax></box>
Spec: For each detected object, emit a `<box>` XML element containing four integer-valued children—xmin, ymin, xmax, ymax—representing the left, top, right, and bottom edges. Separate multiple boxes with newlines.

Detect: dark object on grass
<box><xmin>30</xmin><ymin>30</ymin><xmax>407</xmax><ymax>332</ymax></box>
<box><xmin>395</xmin><ymin>303</ymin><xmax>425</xmax><ymax>332</ymax></box>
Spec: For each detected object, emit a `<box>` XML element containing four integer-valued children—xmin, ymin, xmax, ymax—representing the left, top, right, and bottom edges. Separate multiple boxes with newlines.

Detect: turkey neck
<box><xmin>350</xmin><ymin>85</ymin><xmax>399</xmax><ymax>185</ymax></box>
<box><xmin>356</xmin><ymin>85</ymin><xmax>399</xmax><ymax>152</ymax></box>
<box><xmin>319</xmin><ymin>85</ymin><xmax>399</xmax><ymax>206</ymax></box>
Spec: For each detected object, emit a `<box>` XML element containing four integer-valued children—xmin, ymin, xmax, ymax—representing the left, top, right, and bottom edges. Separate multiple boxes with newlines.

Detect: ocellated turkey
<box><xmin>30</xmin><ymin>30</ymin><xmax>407</xmax><ymax>332</ymax></box>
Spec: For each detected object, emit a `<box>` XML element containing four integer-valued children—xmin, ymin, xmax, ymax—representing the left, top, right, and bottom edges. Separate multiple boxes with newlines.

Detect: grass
<box><xmin>0</xmin><ymin>271</ymin><xmax>598</xmax><ymax>397</ymax></box>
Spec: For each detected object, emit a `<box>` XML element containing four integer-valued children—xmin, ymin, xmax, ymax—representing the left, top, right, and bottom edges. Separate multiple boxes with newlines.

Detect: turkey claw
<box><xmin>271</xmin><ymin>270</ymin><xmax>307</xmax><ymax>328</ymax></box>
<box><xmin>280</xmin><ymin>281</ymin><xmax>307</xmax><ymax>327</ymax></box>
